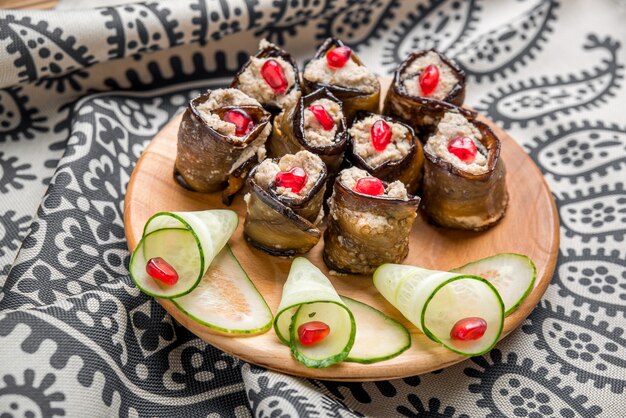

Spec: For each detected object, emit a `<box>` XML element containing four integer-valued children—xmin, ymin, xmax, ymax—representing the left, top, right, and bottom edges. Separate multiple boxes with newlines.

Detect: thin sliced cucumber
<box><xmin>452</xmin><ymin>253</ymin><xmax>536</xmax><ymax>315</ymax></box>
<box><xmin>374</xmin><ymin>264</ymin><xmax>504</xmax><ymax>356</ymax></box>
<box><xmin>130</xmin><ymin>210</ymin><xmax>238</xmax><ymax>298</ymax></box>
<box><xmin>172</xmin><ymin>245</ymin><xmax>273</xmax><ymax>335</ymax></box>
<box><xmin>275</xmin><ymin>258</ymin><xmax>355</xmax><ymax>368</ymax></box>
<box><xmin>341</xmin><ymin>296</ymin><xmax>411</xmax><ymax>364</ymax></box>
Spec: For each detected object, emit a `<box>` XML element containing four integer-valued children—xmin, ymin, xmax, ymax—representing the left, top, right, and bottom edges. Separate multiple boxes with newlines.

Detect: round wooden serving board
<box><xmin>124</xmin><ymin>80</ymin><xmax>559</xmax><ymax>381</ymax></box>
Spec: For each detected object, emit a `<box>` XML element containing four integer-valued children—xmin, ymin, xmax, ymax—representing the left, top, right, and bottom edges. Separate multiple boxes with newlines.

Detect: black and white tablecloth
<box><xmin>0</xmin><ymin>0</ymin><xmax>624</xmax><ymax>416</ymax></box>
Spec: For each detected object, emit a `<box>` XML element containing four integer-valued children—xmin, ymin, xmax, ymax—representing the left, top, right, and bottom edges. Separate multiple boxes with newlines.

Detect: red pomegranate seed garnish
<box><xmin>223</xmin><ymin>109</ymin><xmax>254</xmax><ymax>137</ymax></box>
<box><xmin>326</xmin><ymin>46</ymin><xmax>352</xmax><ymax>69</ymax></box>
<box><xmin>447</xmin><ymin>136</ymin><xmax>478</xmax><ymax>163</ymax></box>
<box><xmin>419</xmin><ymin>64</ymin><xmax>440</xmax><ymax>96</ymax></box>
<box><xmin>354</xmin><ymin>177</ymin><xmax>385</xmax><ymax>196</ymax></box>
<box><xmin>261</xmin><ymin>59</ymin><xmax>288</xmax><ymax>94</ymax></box>
<box><xmin>146</xmin><ymin>257</ymin><xmax>179</xmax><ymax>286</ymax></box>
<box><xmin>275</xmin><ymin>167</ymin><xmax>307</xmax><ymax>193</ymax></box>
<box><xmin>308</xmin><ymin>104</ymin><xmax>335</xmax><ymax>130</ymax></box>
<box><xmin>370</xmin><ymin>119</ymin><xmax>392</xmax><ymax>151</ymax></box>
<box><xmin>450</xmin><ymin>317</ymin><xmax>487</xmax><ymax>341</ymax></box>
<box><xmin>297</xmin><ymin>321</ymin><xmax>330</xmax><ymax>345</ymax></box>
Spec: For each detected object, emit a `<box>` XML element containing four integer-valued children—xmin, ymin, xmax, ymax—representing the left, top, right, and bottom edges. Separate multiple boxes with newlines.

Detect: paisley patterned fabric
<box><xmin>0</xmin><ymin>1</ymin><xmax>624</xmax><ymax>416</ymax></box>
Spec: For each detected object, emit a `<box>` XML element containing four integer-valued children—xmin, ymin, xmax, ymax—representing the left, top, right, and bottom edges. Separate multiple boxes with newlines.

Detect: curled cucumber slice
<box><xmin>130</xmin><ymin>210</ymin><xmax>238</xmax><ymax>298</ymax></box>
<box><xmin>275</xmin><ymin>258</ymin><xmax>355</xmax><ymax>368</ymax></box>
<box><xmin>452</xmin><ymin>253</ymin><xmax>536</xmax><ymax>315</ymax></box>
<box><xmin>374</xmin><ymin>264</ymin><xmax>504</xmax><ymax>356</ymax></box>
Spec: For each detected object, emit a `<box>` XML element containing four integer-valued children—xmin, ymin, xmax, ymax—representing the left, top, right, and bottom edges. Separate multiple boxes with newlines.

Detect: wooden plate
<box><xmin>124</xmin><ymin>80</ymin><xmax>559</xmax><ymax>381</ymax></box>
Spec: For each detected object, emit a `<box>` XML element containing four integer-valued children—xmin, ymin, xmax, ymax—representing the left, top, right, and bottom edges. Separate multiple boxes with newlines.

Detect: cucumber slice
<box><xmin>452</xmin><ymin>253</ymin><xmax>536</xmax><ymax>315</ymax></box>
<box><xmin>374</xmin><ymin>264</ymin><xmax>504</xmax><ymax>356</ymax></box>
<box><xmin>341</xmin><ymin>296</ymin><xmax>411</xmax><ymax>364</ymax></box>
<box><xmin>130</xmin><ymin>210</ymin><xmax>238</xmax><ymax>298</ymax></box>
<box><xmin>274</xmin><ymin>258</ymin><xmax>355</xmax><ymax>368</ymax></box>
<box><xmin>172</xmin><ymin>245</ymin><xmax>273</xmax><ymax>335</ymax></box>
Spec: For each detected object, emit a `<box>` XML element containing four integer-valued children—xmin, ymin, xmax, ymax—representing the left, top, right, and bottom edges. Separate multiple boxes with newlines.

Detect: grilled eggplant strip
<box><xmin>302</xmin><ymin>38</ymin><xmax>380</xmax><ymax>122</ymax></box>
<box><xmin>422</xmin><ymin>117</ymin><xmax>508</xmax><ymax>231</ymax></box>
<box><xmin>383</xmin><ymin>49</ymin><xmax>469</xmax><ymax>136</ymax></box>
<box><xmin>323</xmin><ymin>172</ymin><xmax>421</xmax><ymax>274</ymax></box>
<box><xmin>269</xmin><ymin>88</ymin><xmax>348</xmax><ymax>177</ymax></box>
<box><xmin>175</xmin><ymin>91</ymin><xmax>271</xmax><ymax>199</ymax></box>
<box><xmin>244</xmin><ymin>157</ymin><xmax>327</xmax><ymax>256</ymax></box>
<box><xmin>348</xmin><ymin>112</ymin><xmax>424</xmax><ymax>195</ymax></box>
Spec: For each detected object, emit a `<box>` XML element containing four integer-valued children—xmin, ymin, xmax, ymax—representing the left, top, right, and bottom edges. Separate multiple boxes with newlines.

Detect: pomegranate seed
<box><xmin>326</xmin><ymin>46</ymin><xmax>352</xmax><ymax>69</ymax></box>
<box><xmin>354</xmin><ymin>177</ymin><xmax>384</xmax><ymax>196</ymax></box>
<box><xmin>447</xmin><ymin>136</ymin><xmax>478</xmax><ymax>163</ymax></box>
<box><xmin>275</xmin><ymin>167</ymin><xmax>307</xmax><ymax>193</ymax></box>
<box><xmin>261</xmin><ymin>59</ymin><xmax>288</xmax><ymax>94</ymax></box>
<box><xmin>146</xmin><ymin>257</ymin><xmax>178</xmax><ymax>286</ymax></box>
<box><xmin>297</xmin><ymin>321</ymin><xmax>330</xmax><ymax>345</ymax></box>
<box><xmin>450</xmin><ymin>317</ymin><xmax>487</xmax><ymax>341</ymax></box>
<box><xmin>308</xmin><ymin>104</ymin><xmax>335</xmax><ymax>130</ymax></box>
<box><xmin>419</xmin><ymin>64</ymin><xmax>440</xmax><ymax>96</ymax></box>
<box><xmin>370</xmin><ymin>119</ymin><xmax>392</xmax><ymax>151</ymax></box>
<box><xmin>223</xmin><ymin>109</ymin><xmax>254</xmax><ymax>137</ymax></box>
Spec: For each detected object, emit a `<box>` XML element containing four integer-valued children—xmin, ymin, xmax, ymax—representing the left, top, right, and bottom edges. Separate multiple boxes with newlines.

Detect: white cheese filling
<box><xmin>304</xmin><ymin>55</ymin><xmax>379</xmax><ymax>94</ymax></box>
<box><xmin>350</xmin><ymin>115</ymin><xmax>411</xmax><ymax>167</ymax></box>
<box><xmin>424</xmin><ymin>112</ymin><xmax>489</xmax><ymax>174</ymax></box>
<box><xmin>253</xmin><ymin>150</ymin><xmax>325</xmax><ymax>198</ymax></box>
<box><xmin>196</xmin><ymin>88</ymin><xmax>263</xmax><ymax>140</ymax></box>
<box><xmin>402</xmin><ymin>51</ymin><xmax>459</xmax><ymax>100</ymax></box>
<box><xmin>338</xmin><ymin>167</ymin><xmax>408</xmax><ymax>200</ymax></box>
<box><xmin>303</xmin><ymin>98</ymin><xmax>343</xmax><ymax>147</ymax></box>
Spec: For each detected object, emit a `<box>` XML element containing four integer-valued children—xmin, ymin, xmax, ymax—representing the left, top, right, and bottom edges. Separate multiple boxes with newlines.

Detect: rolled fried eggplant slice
<box><xmin>244</xmin><ymin>150</ymin><xmax>327</xmax><ymax>256</ymax></box>
<box><xmin>303</xmin><ymin>38</ymin><xmax>380</xmax><ymax>122</ymax></box>
<box><xmin>383</xmin><ymin>49</ymin><xmax>469</xmax><ymax>136</ymax></box>
<box><xmin>422</xmin><ymin>111</ymin><xmax>508</xmax><ymax>231</ymax></box>
<box><xmin>175</xmin><ymin>89</ymin><xmax>272</xmax><ymax>201</ymax></box>
<box><xmin>323</xmin><ymin>167</ymin><xmax>420</xmax><ymax>274</ymax></box>
<box><xmin>348</xmin><ymin>112</ymin><xmax>424</xmax><ymax>195</ymax></box>
<box><xmin>269</xmin><ymin>88</ymin><xmax>348</xmax><ymax>177</ymax></box>
<box><xmin>231</xmin><ymin>39</ymin><xmax>301</xmax><ymax>115</ymax></box>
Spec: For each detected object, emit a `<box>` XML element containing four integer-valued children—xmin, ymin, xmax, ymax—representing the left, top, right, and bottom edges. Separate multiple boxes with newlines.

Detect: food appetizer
<box><xmin>244</xmin><ymin>150</ymin><xmax>327</xmax><ymax>255</ymax></box>
<box><xmin>231</xmin><ymin>40</ymin><xmax>301</xmax><ymax>114</ymax></box>
<box><xmin>348</xmin><ymin>112</ymin><xmax>424</xmax><ymax>194</ymax></box>
<box><xmin>323</xmin><ymin>167</ymin><xmax>421</xmax><ymax>274</ymax></box>
<box><xmin>269</xmin><ymin>88</ymin><xmax>348</xmax><ymax>176</ymax></box>
<box><xmin>303</xmin><ymin>38</ymin><xmax>380</xmax><ymax>122</ymax></box>
<box><xmin>175</xmin><ymin>89</ymin><xmax>272</xmax><ymax>204</ymax></box>
<box><xmin>383</xmin><ymin>49</ymin><xmax>468</xmax><ymax>135</ymax></box>
<box><xmin>421</xmin><ymin>111</ymin><xmax>508</xmax><ymax>230</ymax></box>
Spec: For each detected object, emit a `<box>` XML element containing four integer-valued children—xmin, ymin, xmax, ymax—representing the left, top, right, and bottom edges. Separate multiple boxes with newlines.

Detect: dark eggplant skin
<box><xmin>302</xmin><ymin>38</ymin><xmax>380</xmax><ymax>122</ymax></box>
<box><xmin>421</xmin><ymin>118</ymin><xmax>508</xmax><ymax>231</ymax></box>
<box><xmin>244</xmin><ymin>160</ymin><xmax>327</xmax><ymax>256</ymax></box>
<box><xmin>347</xmin><ymin>112</ymin><xmax>424</xmax><ymax>195</ymax></box>
<box><xmin>323</xmin><ymin>176</ymin><xmax>421</xmax><ymax>274</ymax></box>
<box><xmin>269</xmin><ymin>88</ymin><xmax>349</xmax><ymax>177</ymax></box>
<box><xmin>174</xmin><ymin>92</ymin><xmax>271</xmax><ymax>198</ymax></box>
<box><xmin>230</xmin><ymin>42</ymin><xmax>301</xmax><ymax>115</ymax></box>
<box><xmin>383</xmin><ymin>49</ymin><xmax>470</xmax><ymax>137</ymax></box>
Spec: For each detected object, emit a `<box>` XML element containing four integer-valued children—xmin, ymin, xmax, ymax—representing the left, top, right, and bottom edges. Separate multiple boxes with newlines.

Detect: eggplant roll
<box><xmin>302</xmin><ymin>38</ymin><xmax>380</xmax><ymax>122</ymax></box>
<box><xmin>269</xmin><ymin>88</ymin><xmax>348</xmax><ymax>176</ymax></box>
<box><xmin>383</xmin><ymin>49</ymin><xmax>468</xmax><ymax>136</ymax></box>
<box><xmin>244</xmin><ymin>150</ymin><xmax>327</xmax><ymax>256</ymax></box>
<box><xmin>323</xmin><ymin>167</ymin><xmax>420</xmax><ymax>274</ymax></box>
<box><xmin>421</xmin><ymin>111</ymin><xmax>508</xmax><ymax>231</ymax></box>
<box><xmin>231</xmin><ymin>39</ymin><xmax>301</xmax><ymax>115</ymax></box>
<box><xmin>348</xmin><ymin>112</ymin><xmax>424</xmax><ymax>194</ymax></box>
<box><xmin>175</xmin><ymin>89</ymin><xmax>271</xmax><ymax>202</ymax></box>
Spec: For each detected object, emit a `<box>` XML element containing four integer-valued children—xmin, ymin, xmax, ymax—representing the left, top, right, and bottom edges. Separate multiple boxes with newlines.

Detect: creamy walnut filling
<box><xmin>195</xmin><ymin>88</ymin><xmax>262</xmax><ymax>140</ymax></box>
<box><xmin>303</xmin><ymin>98</ymin><xmax>343</xmax><ymax>147</ymax></box>
<box><xmin>424</xmin><ymin>112</ymin><xmax>488</xmax><ymax>174</ymax></box>
<box><xmin>402</xmin><ymin>51</ymin><xmax>459</xmax><ymax>100</ymax></box>
<box><xmin>304</xmin><ymin>55</ymin><xmax>378</xmax><ymax>94</ymax></box>
<box><xmin>338</xmin><ymin>167</ymin><xmax>408</xmax><ymax>200</ymax></box>
<box><xmin>350</xmin><ymin>115</ymin><xmax>411</xmax><ymax>167</ymax></box>
<box><xmin>253</xmin><ymin>151</ymin><xmax>325</xmax><ymax>199</ymax></box>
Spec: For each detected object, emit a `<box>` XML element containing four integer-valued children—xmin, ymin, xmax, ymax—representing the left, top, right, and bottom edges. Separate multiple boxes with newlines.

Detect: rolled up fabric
<box><xmin>244</xmin><ymin>150</ymin><xmax>327</xmax><ymax>256</ymax></box>
<box><xmin>421</xmin><ymin>111</ymin><xmax>508</xmax><ymax>230</ymax></box>
<box><xmin>323</xmin><ymin>167</ymin><xmax>420</xmax><ymax>274</ymax></box>
<box><xmin>175</xmin><ymin>89</ymin><xmax>271</xmax><ymax>204</ymax></box>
